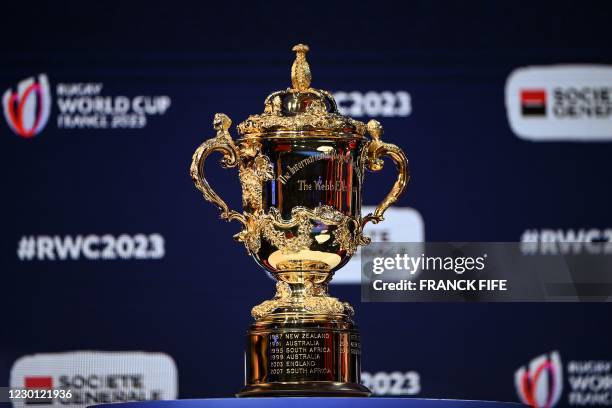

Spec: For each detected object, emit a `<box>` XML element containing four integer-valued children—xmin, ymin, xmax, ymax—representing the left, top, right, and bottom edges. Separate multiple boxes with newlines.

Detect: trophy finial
<box><xmin>291</xmin><ymin>43</ymin><xmax>311</xmax><ymax>91</ymax></box>
<box><xmin>237</xmin><ymin>43</ymin><xmax>368</xmax><ymax>136</ymax></box>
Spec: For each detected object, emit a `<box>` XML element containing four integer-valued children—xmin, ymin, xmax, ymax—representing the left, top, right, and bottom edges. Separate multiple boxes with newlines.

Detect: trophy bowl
<box><xmin>243</xmin><ymin>133</ymin><xmax>366</xmax><ymax>281</ymax></box>
<box><xmin>190</xmin><ymin>44</ymin><xmax>409</xmax><ymax>397</ymax></box>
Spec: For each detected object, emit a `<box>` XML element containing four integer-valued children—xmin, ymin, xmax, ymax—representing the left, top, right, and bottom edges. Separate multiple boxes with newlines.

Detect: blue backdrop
<box><xmin>1</xmin><ymin>1</ymin><xmax>611</xmax><ymax>406</ymax></box>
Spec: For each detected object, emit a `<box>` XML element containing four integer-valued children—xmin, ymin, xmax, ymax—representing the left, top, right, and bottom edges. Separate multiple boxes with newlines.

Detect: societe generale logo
<box><xmin>515</xmin><ymin>351</ymin><xmax>563</xmax><ymax>408</ymax></box>
<box><xmin>2</xmin><ymin>74</ymin><xmax>51</xmax><ymax>138</ymax></box>
<box><xmin>505</xmin><ymin>65</ymin><xmax>612</xmax><ymax>141</ymax></box>
<box><xmin>10</xmin><ymin>351</ymin><xmax>177</xmax><ymax>407</ymax></box>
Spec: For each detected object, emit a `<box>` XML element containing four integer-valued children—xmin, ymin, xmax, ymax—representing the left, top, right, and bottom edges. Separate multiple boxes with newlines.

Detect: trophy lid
<box><xmin>237</xmin><ymin>44</ymin><xmax>366</xmax><ymax>137</ymax></box>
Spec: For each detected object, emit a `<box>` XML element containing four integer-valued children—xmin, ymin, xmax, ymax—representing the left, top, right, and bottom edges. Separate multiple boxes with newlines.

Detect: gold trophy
<box><xmin>190</xmin><ymin>44</ymin><xmax>409</xmax><ymax>397</ymax></box>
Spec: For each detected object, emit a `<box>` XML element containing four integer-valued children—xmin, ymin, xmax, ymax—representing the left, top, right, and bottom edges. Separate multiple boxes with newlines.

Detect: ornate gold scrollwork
<box><xmin>360</xmin><ymin>119</ymin><xmax>410</xmax><ymax>227</ymax></box>
<box><xmin>189</xmin><ymin>113</ymin><xmax>247</xmax><ymax>228</ymax></box>
<box><xmin>302</xmin><ymin>281</ymin><xmax>354</xmax><ymax>316</ymax></box>
<box><xmin>242</xmin><ymin>205</ymin><xmax>362</xmax><ymax>256</ymax></box>
<box><xmin>250</xmin><ymin>280</ymin><xmax>354</xmax><ymax>320</ymax></box>
<box><xmin>237</xmin><ymin>140</ymin><xmax>274</xmax><ymax>212</ymax></box>
<box><xmin>251</xmin><ymin>281</ymin><xmax>291</xmax><ymax>319</ymax></box>
<box><xmin>190</xmin><ymin>115</ymin><xmax>279</xmax><ymax>247</ymax></box>
<box><xmin>261</xmin><ymin>207</ymin><xmax>313</xmax><ymax>253</ymax></box>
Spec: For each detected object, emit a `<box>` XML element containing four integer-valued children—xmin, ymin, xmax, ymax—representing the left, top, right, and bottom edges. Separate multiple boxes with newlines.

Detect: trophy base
<box><xmin>236</xmin><ymin>381</ymin><xmax>371</xmax><ymax>397</ymax></box>
<box><xmin>238</xmin><ymin>315</ymin><xmax>370</xmax><ymax>398</ymax></box>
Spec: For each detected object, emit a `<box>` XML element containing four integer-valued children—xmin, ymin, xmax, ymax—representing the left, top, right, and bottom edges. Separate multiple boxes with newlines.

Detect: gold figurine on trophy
<box><xmin>190</xmin><ymin>44</ymin><xmax>409</xmax><ymax>397</ymax></box>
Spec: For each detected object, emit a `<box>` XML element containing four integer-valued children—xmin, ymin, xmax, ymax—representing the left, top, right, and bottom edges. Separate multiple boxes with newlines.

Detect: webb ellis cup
<box><xmin>190</xmin><ymin>45</ymin><xmax>409</xmax><ymax>397</ymax></box>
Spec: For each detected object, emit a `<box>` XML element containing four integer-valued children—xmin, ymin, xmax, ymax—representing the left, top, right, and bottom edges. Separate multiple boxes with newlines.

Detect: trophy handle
<box><xmin>190</xmin><ymin>113</ymin><xmax>247</xmax><ymax>228</ymax></box>
<box><xmin>361</xmin><ymin>119</ymin><xmax>410</xmax><ymax>226</ymax></box>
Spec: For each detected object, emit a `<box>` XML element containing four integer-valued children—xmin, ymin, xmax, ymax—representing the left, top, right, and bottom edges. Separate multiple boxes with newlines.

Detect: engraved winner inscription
<box><xmin>267</xmin><ymin>332</ymin><xmax>333</xmax><ymax>379</ymax></box>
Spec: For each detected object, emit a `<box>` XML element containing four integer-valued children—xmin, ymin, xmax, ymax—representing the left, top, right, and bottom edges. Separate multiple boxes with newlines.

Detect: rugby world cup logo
<box><xmin>2</xmin><ymin>74</ymin><xmax>51</xmax><ymax>138</ymax></box>
<box><xmin>515</xmin><ymin>351</ymin><xmax>563</xmax><ymax>408</ymax></box>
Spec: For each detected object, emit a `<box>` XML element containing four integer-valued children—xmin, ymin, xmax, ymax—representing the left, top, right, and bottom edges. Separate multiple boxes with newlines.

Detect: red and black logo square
<box><xmin>520</xmin><ymin>89</ymin><xmax>547</xmax><ymax>116</ymax></box>
<box><xmin>24</xmin><ymin>376</ymin><xmax>53</xmax><ymax>405</ymax></box>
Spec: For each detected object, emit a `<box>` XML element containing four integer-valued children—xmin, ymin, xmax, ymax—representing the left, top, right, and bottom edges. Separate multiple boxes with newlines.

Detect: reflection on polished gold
<box><xmin>190</xmin><ymin>44</ymin><xmax>410</xmax><ymax>397</ymax></box>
